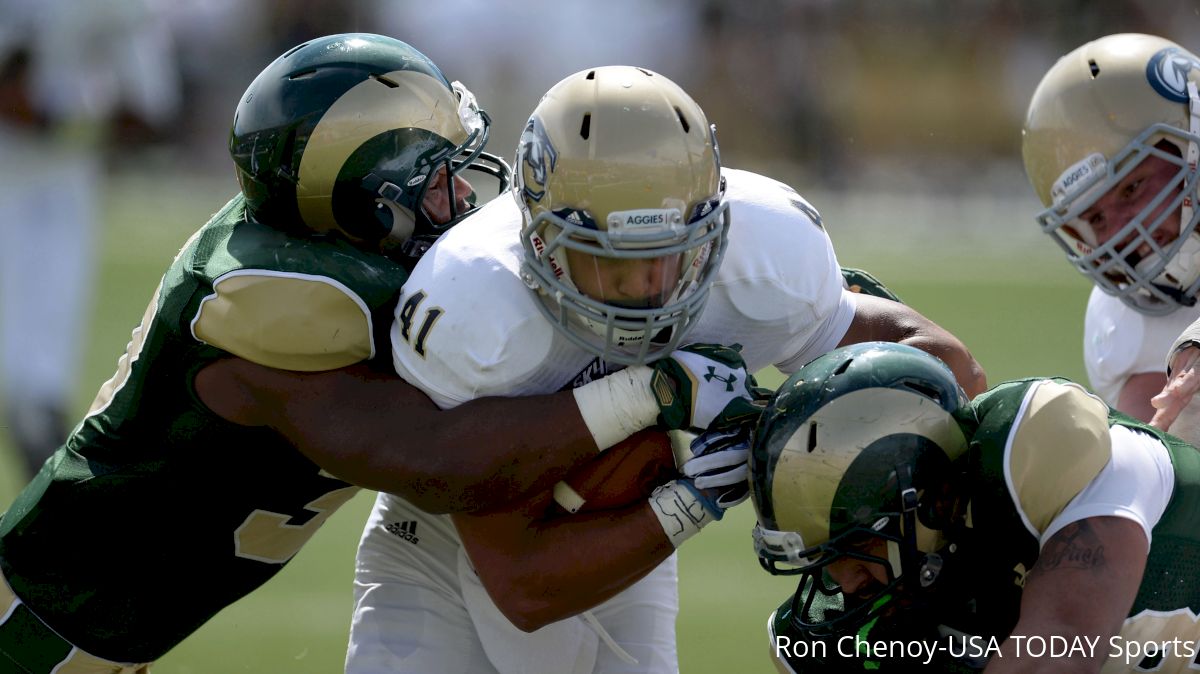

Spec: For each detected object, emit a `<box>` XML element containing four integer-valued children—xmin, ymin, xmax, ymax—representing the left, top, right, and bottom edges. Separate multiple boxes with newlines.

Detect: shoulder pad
<box><xmin>192</xmin><ymin>270</ymin><xmax>374</xmax><ymax>370</ymax></box>
<box><xmin>1007</xmin><ymin>380</ymin><xmax>1111</xmax><ymax>536</ymax></box>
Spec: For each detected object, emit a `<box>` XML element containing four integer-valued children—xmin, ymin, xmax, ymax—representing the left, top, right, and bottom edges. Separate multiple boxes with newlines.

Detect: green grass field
<box><xmin>0</xmin><ymin>172</ymin><xmax>1093</xmax><ymax>672</ymax></box>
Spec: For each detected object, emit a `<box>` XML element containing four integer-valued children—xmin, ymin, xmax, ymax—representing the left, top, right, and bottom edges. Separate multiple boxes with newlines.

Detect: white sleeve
<box><xmin>1083</xmin><ymin>287</ymin><xmax>1200</xmax><ymax>405</ymax></box>
<box><xmin>774</xmin><ymin>289</ymin><xmax>856</xmax><ymax>374</ymax></box>
<box><xmin>1041</xmin><ymin>425</ymin><xmax>1174</xmax><ymax>549</ymax></box>
<box><xmin>698</xmin><ymin>169</ymin><xmax>850</xmax><ymax>374</ymax></box>
<box><xmin>391</xmin><ymin>287</ymin><xmax>552</xmax><ymax>410</ymax></box>
<box><xmin>389</xmin><ymin>212</ymin><xmax>553</xmax><ymax>410</ymax></box>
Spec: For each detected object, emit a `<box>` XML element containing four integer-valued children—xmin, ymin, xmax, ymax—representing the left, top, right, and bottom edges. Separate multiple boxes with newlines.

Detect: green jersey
<box><xmin>0</xmin><ymin>195</ymin><xmax>406</xmax><ymax>662</ymax></box>
<box><xmin>962</xmin><ymin>378</ymin><xmax>1200</xmax><ymax>670</ymax></box>
<box><xmin>773</xmin><ymin>377</ymin><xmax>1200</xmax><ymax>673</ymax></box>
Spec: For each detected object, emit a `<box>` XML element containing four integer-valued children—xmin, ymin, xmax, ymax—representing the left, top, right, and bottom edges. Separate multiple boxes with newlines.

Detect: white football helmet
<box><xmin>514</xmin><ymin>66</ymin><xmax>729</xmax><ymax>365</ymax></box>
<box><xmin>1023</xmin><ymin>34</ymin><xmax>1200</xmax><ymax>315</ymax></box>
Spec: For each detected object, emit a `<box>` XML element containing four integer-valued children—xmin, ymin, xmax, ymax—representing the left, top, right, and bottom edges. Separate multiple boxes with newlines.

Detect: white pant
<box><xmin>0</xmin><ymin>128</ymin><xmax>97</xmax><ymax>404</ymax></box>
<box><xmin>347</xmin><ymin>492</ymin><xmax>679</xmax><ymax>674</ymax></box>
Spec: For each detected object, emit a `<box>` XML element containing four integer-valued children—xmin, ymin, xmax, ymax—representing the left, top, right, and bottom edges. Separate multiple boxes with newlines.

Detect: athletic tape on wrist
<box><xmin>552</xmin><ymin>480</ymin><xmax>586</xmax><ymax>513</ymax></box>
<box><xmin>648</xmin><ymin>480</ymin><xmax>715</xmax><ymax>548</ymax></box>
<box><xmin>1167</xmin><ymin>317</ymin><xmax>1200</xmax><ymax>374</ymax></box>
<box><xmin>571</xmin><ymin>366</ymin><xmax>659</xmax><ymax>451</ymax></box>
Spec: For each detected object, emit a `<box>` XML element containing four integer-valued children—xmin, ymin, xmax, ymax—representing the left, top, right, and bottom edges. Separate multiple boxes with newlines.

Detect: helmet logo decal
<box><xmin>607</xmin><ymin>208</ymin><xmax>683</xmax><ymax>239</ymax></box>
<box><xmin>517</xmin><ymin>116</ymin><xmax>558</xmax><ymax>203</ymax></box>
<box><xmin>1050</xmin><ymin>153</ymin><xmax>1106</xmax><ymax>206</ymax></box>
<box><xmin>1146</xmin><ymin>47</ymin><xmax>1200</xmax><ymax>103</ymax></box>
<box><xmin>528</xmin><ymin>231</ymin><xmax>566</xmax><ymax>279</ymax></box>
<box><xmin>556</xmin><ymin>208</ymin><xmax>598</xmax><ymax>230</ymax></box>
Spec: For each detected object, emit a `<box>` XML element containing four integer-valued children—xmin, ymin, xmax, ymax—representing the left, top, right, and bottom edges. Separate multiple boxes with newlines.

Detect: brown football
<box><xmin>556</xmin><ymin>428</ymin><xmax>680</xmax><ymax>513</ymax></box>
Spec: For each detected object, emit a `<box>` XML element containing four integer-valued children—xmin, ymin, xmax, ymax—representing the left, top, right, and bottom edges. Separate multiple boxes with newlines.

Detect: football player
<box><xmin>752</xmin><ymin>342</ymin><xmax>1194</xmax><ymax>673</ymax></box>
<box><xmin>347</xmin><ymin>65</ymin><xmax>986</xmax><ymax>673</ymax></box>
<box><xmin>0</xmin><ymin>35</ymin><xmax>742</xmax><ymax>673</ymax></box>
<box><xmin>1022</xmin><ymin>33</ymin><xmax>1200</xmax><ymax>425</ymax></box>
<box><xmin>0</xmin><ymin>0</ymin><xmax>181</xmax><ymax>478</ymax></box>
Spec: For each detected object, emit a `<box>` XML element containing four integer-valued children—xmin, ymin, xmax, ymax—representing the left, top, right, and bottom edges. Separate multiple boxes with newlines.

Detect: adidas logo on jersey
<box><xmin>385</xmin><ymin>520</ymin><xmax>420</xmax><ymax>544</ymax></box>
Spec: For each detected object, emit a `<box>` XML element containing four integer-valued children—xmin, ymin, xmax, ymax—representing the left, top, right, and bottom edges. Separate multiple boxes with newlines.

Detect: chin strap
<box><xmin>1145</xmin><ymin>81</ymin><xmax>1200</xmax><ymax>309</ymax></box>
<box><xmin>892</xmin><ymin>464</ymin><xmax>921</xmax><ymax>581</ymax></box>
<box><xmin>1185</xmin><ymin>81</ymin><xmax>1200</xmax><ymax>230</ymax></box>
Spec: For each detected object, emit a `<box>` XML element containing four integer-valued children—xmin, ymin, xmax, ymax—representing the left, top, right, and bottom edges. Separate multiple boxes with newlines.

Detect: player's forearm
<box><xmin>201</xmin><ymin>357</ymin><xmax>661</xmax><ymax>513</ymax></box>
<box><xmin>838</xmin><ymin>295</ymin><xmax>986</xmax><ymax>397</ymax></box>
<box><xmin>458</xmin><ymin>504</ymin><xmax>673</xmax><ymax>632</ymax></box>
<box><xmin>206</xmin><ymin>359</ymin><xmax>600</xmax><ymax>513</ymax></box>
<box><xmin>406</xmin><ymin>392</ymin><xmax>603</xmax><ymax>512</ymax></box>
<box><xmin>390</xmin><ymin>366</ymin><xmax>669</xmax><ymax>512</ymax></box>
<box><xmin>986</xmin><ymin>519</ymin><xmax>1145</xmax><ymax>674</ymax></box>
<box><xmin>898</xmin><ymin>330</ymin><xmax>987</xmax><ymax>398</ymax></box>
<box><xmin>302</xmin><ymin>387</ymin><xmax>601</xmax><ymax>513</ymax></box>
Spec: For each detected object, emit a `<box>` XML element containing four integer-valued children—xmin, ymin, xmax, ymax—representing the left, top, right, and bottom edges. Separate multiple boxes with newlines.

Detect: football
<box><xmin>553</xmin><ymin>428</ymin><xmax>680</xmax><ymax>513</ymax></box>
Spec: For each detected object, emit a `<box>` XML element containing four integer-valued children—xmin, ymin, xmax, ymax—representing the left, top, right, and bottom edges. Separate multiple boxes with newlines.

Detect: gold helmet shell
<box><xmin>1022</xmin><ymin>33</ymin><xmax>1200</xmax><ymax>314</ymax></box>
<box><xmin>515</xmin><ymin>66</ymin><xmax>728</xmax><ymax>365</ymax></box>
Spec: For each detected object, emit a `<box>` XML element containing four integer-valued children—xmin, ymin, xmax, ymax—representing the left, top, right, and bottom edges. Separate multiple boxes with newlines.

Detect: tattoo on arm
<box><xmin>1033</xmin><ymin>520</ymin><xmax>1107</xmax><ymax>575</ymax></box>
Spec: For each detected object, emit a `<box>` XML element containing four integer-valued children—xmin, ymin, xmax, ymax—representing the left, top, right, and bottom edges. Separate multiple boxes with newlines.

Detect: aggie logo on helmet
<box><xmin>1146</xmin><ymin>47</ymin><xmax>1200</xmax><ymax>103</ymax></box>
<box><xmin>516</xmin><ymin>116</ymin><xmax>558</xmax><ymax>204</ymax></box>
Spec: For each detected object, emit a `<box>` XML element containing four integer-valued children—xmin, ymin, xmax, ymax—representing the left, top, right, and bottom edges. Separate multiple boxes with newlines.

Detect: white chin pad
<box><xmin>1168</xmin><ymin>313</ymin><xmax>1200</xmax><ymax>373</ymax></box>
<box><xmin>1157</xmin><ymin>234</ymin><xmax>1200</xmax><ymax>293</ymax></box>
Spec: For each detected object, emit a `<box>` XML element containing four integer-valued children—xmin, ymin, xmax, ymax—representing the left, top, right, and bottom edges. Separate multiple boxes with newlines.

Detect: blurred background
<box><xmin>1</xmin><ymin>0</ymin><xmax>1198</xmax><ymax>671</ymax></box>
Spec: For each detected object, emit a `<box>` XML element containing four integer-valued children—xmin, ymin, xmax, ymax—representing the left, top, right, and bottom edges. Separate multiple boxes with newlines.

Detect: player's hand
<box><xmin>677</xmin><ymin>424</ymin><xmax>752</xmax><ymax>517</ymax></box>
<box><xmin>1151</xmin><ymin>345</ymin><xmax>1200</xmax><ymax>432</ymax></box>
<box><xmin>651</xmin><ymin>343</ymin><xmax>754</xmax><ymax>431</ymax></box>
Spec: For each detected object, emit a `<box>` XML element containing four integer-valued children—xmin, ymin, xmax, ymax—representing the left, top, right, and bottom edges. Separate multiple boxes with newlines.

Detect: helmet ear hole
<box><xmin>674</xmin><ymin>107</ymin><xmax>690</xmax><ymax>133</ymax></box>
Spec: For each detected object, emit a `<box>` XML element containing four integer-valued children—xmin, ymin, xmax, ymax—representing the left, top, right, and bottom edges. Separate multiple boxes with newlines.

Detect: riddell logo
<box><xmin>386</xmin><ymin>520</ymin><xmax>420</xmax><ymax>544</ymax></box>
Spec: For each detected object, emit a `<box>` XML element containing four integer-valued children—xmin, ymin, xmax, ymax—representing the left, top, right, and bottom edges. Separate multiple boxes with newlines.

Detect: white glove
<box><xmin>651</xmin><ymin>343</ymin><xmax>754</xmax><ymax>431</ymax></box>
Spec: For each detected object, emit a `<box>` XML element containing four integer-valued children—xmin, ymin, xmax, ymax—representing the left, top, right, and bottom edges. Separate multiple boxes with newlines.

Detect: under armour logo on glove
<box><xmin>651</xmin><ymin>343</ymin><xmax>753</xmax><ymax>430</ymax></box>
<box><xmin>703</xmin><ymin>366</ymin><xmax>737</xmax><ymax>391</ymax></box>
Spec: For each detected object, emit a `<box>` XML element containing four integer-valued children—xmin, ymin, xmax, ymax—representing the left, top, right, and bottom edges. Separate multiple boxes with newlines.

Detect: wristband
<box><xmin>648</xmin><ymin>479</ymin><xmax>716</xmax><ymax>548</ymax></box>
<box><xmin>552</xmin><ymin>480</ymin><xmax>586</xmax><ymax>513</ymax></box>
<box><xmin>1167</xmin><ymin>317</ymin><xmax>1200</xmax><ymax>374</ymax></box>
<box><xmin>571</xmin><ymin>366</ymin><xmax>659</xmax><ymax>451</ymax></box>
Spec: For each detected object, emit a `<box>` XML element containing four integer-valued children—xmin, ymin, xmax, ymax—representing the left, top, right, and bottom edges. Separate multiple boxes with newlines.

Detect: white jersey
<box><xmin>391</xmin><ymin>168</ymin><xmax>854</xmax><ymax>406</ymax></box>
<box><xmin>350</xmin><ymin>168</ymin><xmax>857</xmax><ymax>674</ymax></box>
<box><xmin>1083</xmin><ymin>287</ymin><xmax>1200</xmax><ymax>405</ymax></box>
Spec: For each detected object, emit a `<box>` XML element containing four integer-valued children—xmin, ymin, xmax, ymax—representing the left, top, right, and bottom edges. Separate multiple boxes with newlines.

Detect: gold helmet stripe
<box><xmin>297</xmin><ymin>70</ymin><xmax>469</xmax><ymax>233</ymax></box>
<box><xmin>771</xmin><ymin>387</ymin><xmax>967</xmax><ymax>550</ymax></box>
<box><xmin>1004</xmin><ymin>380</ymin><xmax>1111</xmax><ymax>537</ymax></box>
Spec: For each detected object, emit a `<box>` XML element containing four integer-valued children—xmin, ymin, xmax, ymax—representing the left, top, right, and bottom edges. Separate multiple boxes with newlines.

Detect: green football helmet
<box><xmin>515</xmin><ymin>65</ymin><xmax>729</xmax><ymax>365</ymax></box>
<box><xmin>229</xmin><ymin>33</ymin><xmax>509</xmax><ymax>264</ymax></box>
<box><xmin>1023</xmin><ymin>33</ymin><xmax>1200</xmax><ymax>314</ymax></box>
<box><xmin>750</xmin><ymin>342</ymin><xmax>971</xmax><ymax>636</ymax></box>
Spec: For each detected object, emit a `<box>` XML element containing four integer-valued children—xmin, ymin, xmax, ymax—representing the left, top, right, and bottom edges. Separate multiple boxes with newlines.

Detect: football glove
<box><xmin>647</xmin><ymin>426</ymin><xmax>753</xmax><ymax>546</ymax></box>
<box><xmin>679</xmin><ymin>422</ymin><xmax>753</xmax><ymax>515</ymax></box>
<box><xmin>651</xmin><ymin>343</ymin><xmax>755</xmax><ymax>431</ymax></box>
